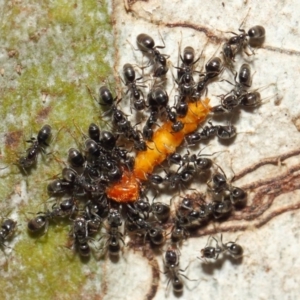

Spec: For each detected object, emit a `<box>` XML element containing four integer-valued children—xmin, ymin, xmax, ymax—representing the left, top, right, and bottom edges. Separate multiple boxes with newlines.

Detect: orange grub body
<box><xmin>106</xmin><ymin>98</ymin><xmax>211</xmax><ymax>203</ymax></box>
<box><xmin>106</xmin><ymin>168</ymin><xmax>140</xmax><ymax>203</ymax></box>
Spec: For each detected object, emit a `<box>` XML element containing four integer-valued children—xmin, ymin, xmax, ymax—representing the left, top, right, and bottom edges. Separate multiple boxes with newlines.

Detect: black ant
<box><xmin>210</xmin><ymin>198</ymin><xmax>233</xmax><ymax>219</ymax></box>
<box><xmin>86</xmin><ymin>122</ymin><xmax>118</xmax><ymax>157</ymax></box>
<box><xmin>185</xmin><ymin>121</ymin><xmax>236</xmax><ymax>145</ymax></box>
<box><xmin>193</xmin><ymin>56</ymin><xmax>223</xmax><ymax>100</ymax></box>
<box><xmin>126</xmin><ymin>206</ymin><xmax>165</xmax><ymax>246</ymax></box>
<box><xmin>101</xmin><ymin>130</ymin><xmax>118</xmax><ymax>151</ymax></box>
<box><xmin>27</xmin><ymin>199</ymin><xmax>78</xmax><ymax>234</ymax></box>
<box><xmin>125</xmin><ymin>193</ymin><xmax>151</xmax><ymax>220</ymax></box>
<box><xmin>147</xmin><ymin>86</ymin><xmax>183</xmax><ymax>132</ymax></box>
<box><xmin>88</xmin><ymin>123</ymin><xmax>101</xmax><ymax>142</ymax></box>
<box><xmin>175</xmin><ymin>98</ymin><xmax>189</xmax><ymax>118</ymax></box>
<box><xmin>201</xmin><ymin>121</ymin><xmax>237</xmax><ymax>140</ymax></box>
<box><xmin>127</xmin><ymin>126</ymin><xmax>148</xmax><ymax>152</ymax></box>
<box><xmin>207</xmin><ymin>167</ymin><xmax>247</xmax><ymax>206</ymax></box>
<box><xmin>228</xmin><ymin>25</ymin><xmax>265</xmax><ymax>49</ymax></box>
<box><xmin>225</xmin><ymin>63</ymin><xmax>252</xmax><ymax>97</ymax></box>
<box><xmin>247</xmin><ymin>25</ymin><xmax>266</xmax><ymax>46</ymax></box>
<box><xmin>211</xmin><ymin>90</ymin><xmax>262</xmax><ymax>114</ymax></box>
<box><xmin>184</xmin><ymin>132</ymin><xmax>202</xmax><ymax>146</ymax></box>
<box><xmin>200</xmin><ymin>235</ymin><xmax>223</xmax><ymax>261</ymax></box>
<box><xmin>164</xmin><ymin>248</ymin><xmax>195</xmax><ymax>294</ymax></box>
<box><xmin>213</xmin><ymin>63</ymin><xmax>252</xmax><ymax>113</ymax></box>
<box><xmin>200</xmin><ymin>234</ymin><xmax>243</xmax><ymax>262</ymax></box>
<box><xmin>177</xmin><ymin>195</ymin><xmax>225</xmax><ymax>226</ymax></box>
<box><xmin>71</xmin><ymin>216</ymin><xmax>91</xmax><ymax>257</ymax></box>
<box><xmin>68</xmin><ymin>147</ymin><xmax>102</xmax><ymax>181</ymax></box>
<box><xmin>27</xmin><ymin>206</ymin><xmax>62</xmax><ymax>233</ymax></box>
<box><xmin>175</xmin><ymin>46</ymin><xmax>200</xmax><ymax>98</ymax></box>
<box><xmin>151</xmin><ymin>201</ymin><xmax>170</xmax><ymax>223</ymax></box>
<box><xmin>19</xmin><ymin>124</ymin><xmax>52</xmax><ymax>171</ymax></box>
<box><xmin>122</xmin><ymin>63</ymin><xmax>147</xmax><ymax>111</ymax></box>
<box><xmin>100</xmin><ymin>209</ymin><xmax>124</xmax><ymax>256</ymax></box>
<box><xmin>99</xmin><ymin>86</ymin><xmax>148</xmax><ymax>152</ymax></box>
<box><xmin>149</xmin><ymin>166</ymin><xmax>195</xmax><ymax>191</ymax></box>
<box><xmin>225</xmin><ymin>186</ymin><xmax>247</xmax><ymax>206</ymax></box>
<box><xmin>84</xmin><ymin>138</ymin><xmax>101</xmax><ymax>161</ymax></box>
<box><xmin>239</xmin><ymin>91</ymin><xmax>262</xmax><ymax>107</ymax></box>
<box><xmin>147</xmin><ymin>173</ymin><xmax>164</xmax><ymax>186</ymax></box>
<box><xmin>168</xmin><ymin>150</ymin><xmax>213</xmax><ymax>173</ymax></box>
<box><xmin>85</xmin><ymin>197</ymin><xmax>109</xmax><ymax>224</ymax></box>
<box><xmin>58</xmin><ymin>197</ymin><xmax>78</xmax><ymax>217</ymax></box>
<box><xmin>171</xmin><ymin>208</ymin><xmax>190</xmax><ymax>245</ymax></box>
<box><xmin>204</xmin><ymin>56</ymin><xmax>224</xmax><ymax>80</ymax></box>
<box><xmin>223</xmin><ymin>23</ymin><xmax>265</xmax><ymax>65</ymax></box>
<box><xmin>134</xmin><ymin>194</ymin><xmax>151</xmax><ymax>218</ymax></box>
<box><xmin>0</xmin><ymin>218</ymin><xmax>17</xmax><ymax>250</ymax></box>
<box><xmin>142</xmin><ymin>108</ymin><xmax>159</xmax><ymax>141</ymax></box>
<box><xmin>207</xmin><ymin>170</ymin><xmax>229</xmax><ymax>196</ymax></box>
<box><xmin>86</xmin><ymin>124</ymin><xmax>129</xmax><ymax>165</ymax></box>
<box><xmin>62</xmin><ymin>167</ymin><xmax>106</xmax><ymax>194</ymax></box>
<box><xmin>68</xmin><ymin>148</ymin><xmax>86</xmax><ymax>168</ymax></box>
<box><xmin>176</xmin><ymin>197</ymin><xmax>202</xmax><ymax>227</ymax></box>
<box><xmin>148</xmin><ymin>226</ymin><xmax>165</xmax><ymax>246</ymax></box>
<box><xmin>98</xmin><ymin>86</ymin><xmax>126</xmax><ymax>125</ymax></box>
<box><xmin>136</xmin><ymin>33</ymin><xmax>169</xmax><ymax>77</ymax></box>
<box><xmin>99</xmin><ymin>85</ymin><xmax>116</xmax><ymax>108</ymax></box>
<box><xmin>215</xmin><ymin>124</ymin><xmax>237</xmax><ymax>140</ymax></box>
<box><xmin>47</xmin><ymin>178</ymin><xmax>74</xmax><ymax>195</ymax></box>
<box><xmin>84</xmin><ymin>140</ymin><xmax>123</xmax><ymax>183</ymax></box>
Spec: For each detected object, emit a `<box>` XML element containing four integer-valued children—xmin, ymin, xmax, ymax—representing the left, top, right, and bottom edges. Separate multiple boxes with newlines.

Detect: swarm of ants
<box><xmin>2</xmin><ymin>21</ymin><xmax>267</xmax><ymax>295</ymax></box>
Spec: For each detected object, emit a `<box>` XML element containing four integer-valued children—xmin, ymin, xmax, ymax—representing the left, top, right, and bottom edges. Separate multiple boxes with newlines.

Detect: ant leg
<box><xmin>213</xmin><ymin>163</ymin><xmax>228</xmax><ymax>181</ymax></box>
<box><xmin>226</xmin><ymin>31</ymin><xmax>238</xmax><ymax>36</ymax></box>
<box><xmin>177</xmin><ymin>31</ymin><xmax>183</xmax><ymax>67</ymax></box>
<box><xmin>180</xmin><ymin>273</ymin><xmax>197</xmax><ymax>282</ymax></box>
<box><xmin>238</xmin><ymin>7</ymin><xmax>251</xmax><ymax>32</ymax></box>
<box><xmin>156</xmin><ymin>30</ymin><xmax>166</xmax><ymax>50</ymax></box>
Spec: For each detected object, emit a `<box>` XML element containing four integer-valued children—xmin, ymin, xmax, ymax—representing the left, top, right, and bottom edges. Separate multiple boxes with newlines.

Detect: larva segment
<box><xmin>133</xmin><ymin>98</ymin><xmax>211</xmax><ymax>180</ymax></box>
<box><xmin>106</xmin><ymin>169</ymin><xmax>140</xmax><ymax>203</ymax></box>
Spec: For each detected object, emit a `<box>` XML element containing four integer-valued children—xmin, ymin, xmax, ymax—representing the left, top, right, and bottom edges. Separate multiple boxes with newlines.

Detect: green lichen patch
<box><xmin>0</xmin><ymin>0</ymin><xmax>113</xmax><ymax>298</ymax></box>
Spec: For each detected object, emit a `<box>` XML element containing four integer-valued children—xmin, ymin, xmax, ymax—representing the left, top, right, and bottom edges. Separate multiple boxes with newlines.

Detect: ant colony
<box><xmin>3</xmin><ymin>21</ymin><xmax>268</xmax><ymax>296</ymax></box>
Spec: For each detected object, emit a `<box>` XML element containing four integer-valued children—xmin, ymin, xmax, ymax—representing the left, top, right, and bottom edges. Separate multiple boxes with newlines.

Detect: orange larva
<box><xmin>106</xmin><ymin>168</ymin><xmax>140</xmax><ymax>203</ymax></box>
<box><xmin>106</xmin><ymin>98</ymin><xmax>211</xmax><ymax>203</ymax></box>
